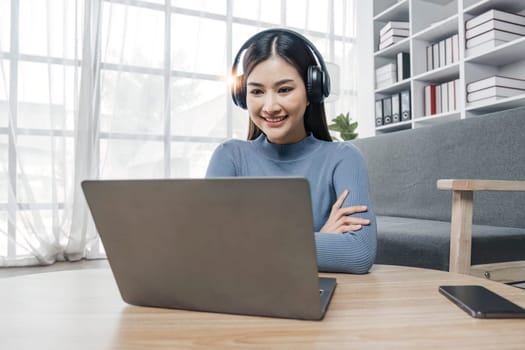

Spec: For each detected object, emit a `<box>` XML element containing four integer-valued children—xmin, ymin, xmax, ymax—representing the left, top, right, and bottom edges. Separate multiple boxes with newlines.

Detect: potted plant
<box><xmin>328</xmin><ymin>112</ymin><xmax>358</xmax><ymax>141</ymax></box>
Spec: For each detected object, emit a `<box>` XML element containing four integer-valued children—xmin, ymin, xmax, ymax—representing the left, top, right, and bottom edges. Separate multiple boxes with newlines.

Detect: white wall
<box><xmin>355</xmin><ymin>1</ymin><xmax>375</xmax><ymax>138</ymax></box>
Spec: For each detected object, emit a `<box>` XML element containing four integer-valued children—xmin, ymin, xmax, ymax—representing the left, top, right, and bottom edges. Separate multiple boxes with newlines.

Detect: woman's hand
<box><xmin>320</xmin><ymin>189</ymin><xmax>371</xmax><ymax>234</ymax></box>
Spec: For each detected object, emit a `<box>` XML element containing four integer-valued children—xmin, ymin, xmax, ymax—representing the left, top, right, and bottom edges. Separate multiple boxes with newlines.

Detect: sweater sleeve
<box><xmin>206</xmin><ymin>142</ymin><xmax>238</xmax><ymax>177</ymax></box>
<box><xmin>314</xmin><ymin>145</ymin><xmax>377</xmax><ymax>274</ymax></box>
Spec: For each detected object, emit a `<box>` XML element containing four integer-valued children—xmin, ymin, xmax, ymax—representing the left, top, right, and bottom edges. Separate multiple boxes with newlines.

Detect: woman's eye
<box><xmin>279</xmin><ymin>87</ymin><xmax>293</xmax><ymax>93</ymax></box>
<box><xmin>249</xmin><ymin>89</ymin><xmax>263</xmax><ymax>95</ymax></box>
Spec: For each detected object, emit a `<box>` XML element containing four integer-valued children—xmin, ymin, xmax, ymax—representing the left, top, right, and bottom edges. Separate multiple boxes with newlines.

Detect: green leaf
<box><xmin>329</xmin><ymin>112</ymin><xmax>359</xmax><ymax>141</ymax></box>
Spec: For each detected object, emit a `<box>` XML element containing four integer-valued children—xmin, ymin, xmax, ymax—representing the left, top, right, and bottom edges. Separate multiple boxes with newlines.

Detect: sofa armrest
<box><xmin>437</xmin><ymin>179</ymin><xmax>525</xmax><ymax>192</ymax></box>
<box><xmin>437</xmin><ymin>179</ymin><xmax>525</xmax><ymax>282</ymax></box>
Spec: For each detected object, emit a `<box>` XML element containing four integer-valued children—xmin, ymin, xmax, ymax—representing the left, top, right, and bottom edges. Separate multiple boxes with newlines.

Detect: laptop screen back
<box><xmin>82</xmin><ymin>177</ymin><xmax>329</xmax><ymax>320</ymax></box>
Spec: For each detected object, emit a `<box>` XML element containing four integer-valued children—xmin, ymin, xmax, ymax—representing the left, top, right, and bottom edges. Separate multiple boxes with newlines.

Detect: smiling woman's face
<box><xmin>245</xmin><ymin>55</ymin><xmax>308</xmax><ymax>144</ymax></box>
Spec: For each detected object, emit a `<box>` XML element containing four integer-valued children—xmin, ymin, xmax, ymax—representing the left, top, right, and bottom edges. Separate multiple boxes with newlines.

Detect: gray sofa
<box><xmin>352</xmin><ymin>106</ymin><xmax>525</xmax><ymax>271</ymax></box>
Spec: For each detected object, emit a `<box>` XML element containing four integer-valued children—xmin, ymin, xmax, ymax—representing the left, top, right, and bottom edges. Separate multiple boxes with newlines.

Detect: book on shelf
<box><xmin>454</xmin><ymin>78</ymin><xmax>456</xmax><ymax>111</ymax></box>
<box><xmin>375</xmin><ymin>69</ymin><xmax>397</xmax><ymax>89</ymax></box>
<box><xmin>465</xmin><ymin>39</ymin><xmax>508</xmax><ymax>57</ymax></box>
<box><xmin>376</xmin><ymin>81</ymin><xmax>396</xmax><ymax>90</ymax></box>
<box><xmin>426</xmin><ymin>34</ymin><xmax>459</xmax><ymax>71</ymax></box>
<box><xmin>432</xmin><ymin>43</ymin><xmax>439</xmax><ymax>69</ymax></box>
<box><xmin>396</xmin><ymin>52</ymin><xmax>410</xmax><ymax>81</ymax></box>
<box><xmin>426</xmin><ymin>46</ymin><xmax>433</xmax><ymax>71</ymax></box>
<box><xmin>376</xmin><ymin>80</ymin><xmax>397</xmax><ymax>90</ymax></box>
<box><xmin>379</xmin><ymin>36</ymin><xmax>406</xmax><ymax>50</ymax></box>
<box><xmin>392</xmin><ymin>93</ymin><xmax>401</xmax><ymax>123</ymax></box>
<box><xmin>376</xmin><ymin>71</ymin><xmax>396</xmax><ymax>81</ymax></box>
<box><xmin>467</xmin><ymin>75</ymin><xmax>525</xmax><ymax>93</ymax></box>
<box><xmin>380</xmin><ymin>28</ymin><xmax>410</xmax><ymax>41</ymax></box>
<box><xmin>447</xmin><ymin>80</ymin><xmax>456</xmax><ymax>112</ymax></box>
<box><xmin>375</xmin><ymin>100</ymin><xmax>383</xmax><ymax>126</ymax></box>
<box><xmin>445</xmin><ymin>37</ymin><xmax>453</xmax><ymax>66</ymax></box>
<box><xmin>436</xmin><ymin>84</ymin><xmax>442</xmax><ymax>114</ymax></box>
<box><xmin>376</xmin><ymin>71</ymin><xmax>397</xmax><ymax>82</ymax></box>
<box><xmin>400</xmin><ymin>90</ymin><xmax>411</xmax><ymax>121</ymax></box>
<box><xmin>466</xmin><ymin>9</ymin><xmax>525</xmax><ymax>30</ymax></box>
<box><xmin>466</xmin><ymin>19</ymin><xmax>525</xmax><ymax>39</ymax></box>
<box><xmin>424</xmin><ymin>85</ymin><xmax>437</xmax><ymax>116</ymax></box>
<box><xmin>379</xmin><ymin>21</ymin><xmax>410</xmax><ymax>37</ymax></box>
<box><xmin>424</xmin><ymin>79</ymin><xmax>459</xmax><ymax>116</ymax></box>
<box><xmin>466</xmin><ymin>29</ymin><xmax>523</xmax><ymax>48</ymax></box>
<box><xmin>441</xmin><ymin>82</ymin><xmax>448</xmax><ymax>113</ymax></box>
<box><xmin>451</xmin><ymin>34</ymin><xmax>459</xmax><ymax>62</ymax></box>
<box><xmin>439</xmin><ymin>40</ymin><xmax>446</xmax><ymax>69</ymax></box>
<box><xmin>375</xmin><ymin>63</ymin><xmax>396</xmax><ymax>76</ymax></box>
<box><xmin>467</xmin><ymin>86</ymin><xmax>525</xmax><ymax>102</ymax></box>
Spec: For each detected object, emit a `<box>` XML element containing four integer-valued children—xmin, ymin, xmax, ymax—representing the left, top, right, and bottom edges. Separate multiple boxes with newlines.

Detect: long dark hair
<box><xmin>241</xmin><ymin>31</ymin><xmax>332</xmax><ymax>142</ymax></box>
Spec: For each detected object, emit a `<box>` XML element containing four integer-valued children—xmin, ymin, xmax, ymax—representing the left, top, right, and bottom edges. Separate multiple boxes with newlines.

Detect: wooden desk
<box><xmin>1</xmin><ymin>265</ymin><xmax>524</xmax><ymax>349</ymax></box>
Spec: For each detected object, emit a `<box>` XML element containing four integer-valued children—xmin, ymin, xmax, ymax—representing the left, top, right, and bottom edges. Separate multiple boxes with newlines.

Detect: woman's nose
<box><xmin>262</xmin><ymin>93</ymin><xmax>281</xmax><ymax>114</ymax></box>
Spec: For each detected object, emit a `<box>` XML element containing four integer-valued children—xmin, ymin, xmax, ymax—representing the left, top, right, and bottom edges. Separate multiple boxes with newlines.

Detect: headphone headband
<box><xmin>231</xmin><ymin>28</ymin><xmax>331</xmax><ymax>109</ymax></box>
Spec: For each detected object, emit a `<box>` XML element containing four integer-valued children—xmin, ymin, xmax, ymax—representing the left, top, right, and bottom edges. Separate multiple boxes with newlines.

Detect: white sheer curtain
<box><xmin>0</xmin><ymin>0</ymin><xmax>357</xmax><ymax>267</ymax></box>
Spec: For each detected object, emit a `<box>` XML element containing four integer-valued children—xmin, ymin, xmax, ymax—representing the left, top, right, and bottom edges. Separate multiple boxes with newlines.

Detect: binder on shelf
<box><xmin>375</xmin><ymin>100</ymin><xmax>383</xmax><ymax>126</ymax></box>
<box><xmin>392</xmin><ymin>93</ymin><xmax>401</xmax><ymax>123</ymax></box>
<box><xmin>397</xmin><ymin>52</ymin><xmax>410</xmax><ymax>81</ymax></box>
<box><xmin>400</xmin><ymin>90</ymin><xmax>411</xmax><ymax>121</ymax></box>
<box><xmin>383</xmin><ymin>96</ymin><xmax>393</xmax><ymax>125</ymax></box>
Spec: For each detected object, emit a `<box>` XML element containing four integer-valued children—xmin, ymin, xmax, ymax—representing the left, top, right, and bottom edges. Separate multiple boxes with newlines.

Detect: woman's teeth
<box><xmin>264</xmin><ymin>116</ymin><xmax>286</xmax><ymax>122</ymax></box>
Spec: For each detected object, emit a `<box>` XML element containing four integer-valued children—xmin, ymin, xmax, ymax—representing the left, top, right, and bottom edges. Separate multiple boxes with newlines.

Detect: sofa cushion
<box><xmin>376</xmin><ymin>216</ymin><xmax>525</xmax><ymax>271</ymax></box>
<box><xmin>352</xmin><ymin>106</ymin><xmax>525</xmax><ymax>228</ymax></box>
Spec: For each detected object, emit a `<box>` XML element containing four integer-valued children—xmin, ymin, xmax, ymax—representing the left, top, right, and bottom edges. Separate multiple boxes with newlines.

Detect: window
<box><xmin>0</xmin><ymin>0</ymin><xmax>356</xmax><ymax>265</ymax></box>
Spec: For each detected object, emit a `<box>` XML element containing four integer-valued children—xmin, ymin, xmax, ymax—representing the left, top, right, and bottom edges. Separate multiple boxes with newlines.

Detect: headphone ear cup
<box><xmin>231</xmin><ymin>75</ymin><xmax>247</xmax><ymax>109</ymax></box>
<box><xmin>307</xmin><ymin>65</ymin><xmax>325</xmax><ymax>104</ymax></box>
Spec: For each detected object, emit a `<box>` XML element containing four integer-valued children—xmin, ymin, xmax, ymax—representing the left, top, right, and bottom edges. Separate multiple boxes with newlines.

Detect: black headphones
<box><xmin>231</xmin><ymin>28</ymin><xmax>331</xmax><ymax>109</ymax></box>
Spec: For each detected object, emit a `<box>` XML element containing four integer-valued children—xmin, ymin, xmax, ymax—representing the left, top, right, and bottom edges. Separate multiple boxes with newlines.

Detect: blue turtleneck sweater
<box><xmin>206</xmin><ymin>134</ymin><xmax>377</xmax><ymax>274</ymax></box>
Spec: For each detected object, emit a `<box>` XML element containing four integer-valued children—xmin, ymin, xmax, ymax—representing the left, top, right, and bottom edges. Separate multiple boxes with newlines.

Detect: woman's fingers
<box><xmin>345</xmin><ymin>224</ymin><xmax>363</xmax><ymax>232</ymax></box>
<box><xmin>320</xmin><ymin>189</ymin><xmax>371</xmax><ymax>234</ymax></box>
<box><xmin>331</xmin><ymin>189</ymin><xmax>349</xmax><ymax>211</ymax></box>
<box><xmin>336</xmin><ymin>205</ymin><xmax>368</xmax><ymax>216</ymax></box>
<box><xmin>337</xmin><ymin>216</ymin><xmax>371</xmax><ymax>226</ymax></box>
<box><xmin>330</xmin><ymin>224</ymin><xmax>363</xmax><ymax>234</ymax></box>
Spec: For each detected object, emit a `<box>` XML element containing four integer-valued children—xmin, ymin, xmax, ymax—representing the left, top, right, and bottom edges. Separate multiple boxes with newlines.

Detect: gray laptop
<box><xmin>81</xmin><ymin>177</ymin><xmax>336</xmax><ymax>320</ymax></box>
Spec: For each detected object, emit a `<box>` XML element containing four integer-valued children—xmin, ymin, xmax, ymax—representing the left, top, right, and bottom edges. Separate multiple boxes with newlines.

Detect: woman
<box><xmin>206</xmin><ymin>29</ymin><xmax>376</xmax><ymax>273</ymax></box>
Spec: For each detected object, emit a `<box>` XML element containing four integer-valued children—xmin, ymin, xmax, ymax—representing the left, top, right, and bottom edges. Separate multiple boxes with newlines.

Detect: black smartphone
<box><xmin>439</xmin><ymin>285</ymin><xmax>525</xmax><ymax>319</ymax></box>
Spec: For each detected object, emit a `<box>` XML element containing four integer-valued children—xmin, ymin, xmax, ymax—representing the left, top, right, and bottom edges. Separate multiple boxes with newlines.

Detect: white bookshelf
<box><xmin>372</xmin><ymin>0</ymin><xmax>525</xmax><ymax>134</ymax></box>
